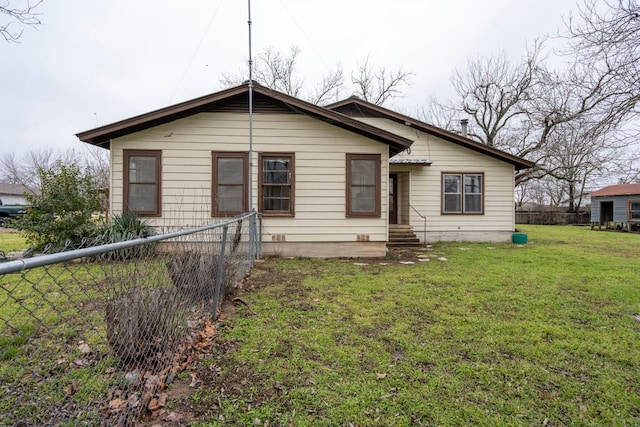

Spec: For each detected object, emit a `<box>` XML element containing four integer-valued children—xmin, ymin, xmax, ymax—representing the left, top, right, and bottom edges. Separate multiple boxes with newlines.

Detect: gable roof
<box><xmin>327</xmin><ymin>97</ymin><xmax>534</xmax><ymax>171</ymax></box>
<box><xmin>76</xmin><ymin>83</ymin><xmax>412</xmax><ymax>156</ymax></box>
<box><xmin>0</xmin><ymin>183</ymin><xmax>34</xmax><ymax>196</ymax></box>
<box><xmin>590</xmin><ymin>183</ymin><xmax>640</xmax><ymax>197</ymax></box>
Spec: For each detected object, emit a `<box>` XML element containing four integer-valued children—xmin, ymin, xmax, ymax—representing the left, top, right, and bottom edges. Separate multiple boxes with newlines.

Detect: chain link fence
<box><xmin>0</xmin><ymin>212</ymin><xmax>260</xmax><ymax>426</ymax></box>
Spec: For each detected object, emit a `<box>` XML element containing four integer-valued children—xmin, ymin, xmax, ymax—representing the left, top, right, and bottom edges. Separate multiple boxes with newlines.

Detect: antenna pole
<box><xmin>247</xmin><ymin>0</ymin><xmax>254</xmax><ymax>212</ymax></box>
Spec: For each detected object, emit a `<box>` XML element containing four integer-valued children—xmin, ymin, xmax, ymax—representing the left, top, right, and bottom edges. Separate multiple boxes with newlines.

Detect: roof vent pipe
<box><xmin>460</xmin><ymin>119</ymin><xmax>468</xmax><ymax>138</ymax></box>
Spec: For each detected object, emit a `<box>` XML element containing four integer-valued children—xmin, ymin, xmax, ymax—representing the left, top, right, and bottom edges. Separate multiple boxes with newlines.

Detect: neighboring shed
<box><xmin>590</xmin><ymin>184</ymin><xmax>640</xmax><ymax>231</ymax></box>
<box><xmin>0</xmin><ymin>183</ymin><xmax>33</xmax><ymax>205</ymax></box>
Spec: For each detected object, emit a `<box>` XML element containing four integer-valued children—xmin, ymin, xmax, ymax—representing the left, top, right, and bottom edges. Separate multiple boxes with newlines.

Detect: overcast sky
<box><xmin>1</xmin><ymin>0</ymin><xmax>580</xmax><ymax>158</ymax></box>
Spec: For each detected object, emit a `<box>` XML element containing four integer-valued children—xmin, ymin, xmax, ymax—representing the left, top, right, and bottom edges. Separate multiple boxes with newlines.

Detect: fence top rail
<box><xmin>0</xmin><ymin>211</ymin><xmax>256</xmax><ymax>275</ymax></box>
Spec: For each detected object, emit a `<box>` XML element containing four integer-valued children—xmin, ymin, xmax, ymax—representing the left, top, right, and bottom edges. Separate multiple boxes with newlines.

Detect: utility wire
<box><xmin>277</xmin><ymin>0</ymin><xmax>332</xmax><ymax>72</ymax></box>
<box><xmin>169</xmin><ymin>0</ymin><xmax>225</xmax><ymax>103</ymax></box>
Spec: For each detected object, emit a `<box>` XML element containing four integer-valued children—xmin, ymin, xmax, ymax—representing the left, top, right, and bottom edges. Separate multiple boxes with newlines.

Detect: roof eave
<box><xmin>76</xmin><ymin>85</ymin><xmax>250</xmax><ymax>147</ymax></box>
<box><xmin>75</xmin><ymin>84</ymin><xmax>412</xmax><ymax>156</ymax></box>
<box><xmin>327</xmin><ymin>98</ymin><xmax>535</xmax><ymax>170</ymax></box>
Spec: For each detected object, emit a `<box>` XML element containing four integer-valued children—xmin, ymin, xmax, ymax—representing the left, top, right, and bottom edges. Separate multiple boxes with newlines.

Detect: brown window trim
<box><xmin>346</xmin><ymin>153</ymin><xmax>381</xmax><ymax>218</ymax></box>
<box><xmin>212</xmin><ymin>151</ymin><xmax>249</xmax><ymax>217</ymax></box>
<box><xmin>258</xmin><ymin>152</ymin><xmax>295</xmax><ymax>217</ymax></box>
<box><xmin>441</xmin><ymin>172</ymin><xmax>485</xmax><ymax>215</ymax></box>
<box><xmin>123</xmin><ymin>149</ymin><xmax>162</xmax><ymax>217</ymax></box>
<box><xmin>628</xmin><ymin>199</ymin><xmax>640</xmax><ymax>220</ymax></box>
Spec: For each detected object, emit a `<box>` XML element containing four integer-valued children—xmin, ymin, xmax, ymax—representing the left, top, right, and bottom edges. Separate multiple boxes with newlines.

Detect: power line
<box><xmin>169</xmin><ymin>0</ymin><xmax>225</xmax><ymax>104</ymax></box>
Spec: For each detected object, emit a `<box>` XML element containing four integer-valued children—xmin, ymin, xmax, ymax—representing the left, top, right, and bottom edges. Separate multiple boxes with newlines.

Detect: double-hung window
<box><xmin>259</xmin><ymin>153</ymin><xmax>294</xmax><ymax>216</ymax></box>
<box><xmin>442</xmin><ymin>172</ymin><xmax>484</xmax><ymax>214</ymax></box>
<box><xmin>346</xmin><ymin>153</ymin><xmax>381</xmax><ymax>217</ymax></box>
<box><xmin>123</xmin><ymin>150</ymin><xmax>161</xmax><ymax>216</ymax></box>
<box><xmin>212</xmin><ymin>152</ymin><xmax>248</xmax><ymax>216</ymax></box>
<box><xmin>629</xmin><ymin>201</ymin><xmax>640</xmax><ymax>220</ymax></box>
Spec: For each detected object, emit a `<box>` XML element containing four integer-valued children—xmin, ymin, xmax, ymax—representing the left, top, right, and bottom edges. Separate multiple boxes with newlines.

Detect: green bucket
<box><xmin>512</xmin><ymin>233</ymin><xmax>528</xmax><ymax>244</ymax></box>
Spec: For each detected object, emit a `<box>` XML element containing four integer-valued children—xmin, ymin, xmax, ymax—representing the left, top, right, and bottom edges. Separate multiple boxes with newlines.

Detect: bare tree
<box><xmin>254</xmin><ymin>45</ymin><xmax>304</xmax><ymax>97</ymax></box>
<box><xmin>1</xmin><ymin>0</ymin><xmax>42</xmax><ymax>42</ymax></box>
<box><xmin>0</xmin><ymin>147</ymin><xmax>109</xmax><ymax>195</ymax></box>
<box><xmin>220</xmin><ymin>45</ymin><xmax>344</xmax><ymax>105</ymax></box>
<box><xmin>350</xmin><ymin>55</ymin><xmax>413</xmax><ymax>106</ymax></box>
<box><xmin>221</xmin><ymin>46</ymin><xmax>412</xmax><ymax>106</ymax></box>
<box><xmin>449</xmin><ymin>46</ymin><xmax>542</xmax><ymax>148</ymax></box>
<box><xmin>541</xmin><ymin>118</ymin><xmax>622</xmax><ymax>211</ymax></box>
<box><xmin>563</xmin><ymin>0</ymin><xmax>639</xmax><ymax>118</ymax></box>
<box><xmin>309</xmin><ymin>64</ymin><xmax>344</xmax><ymax>105</ymax></box>
<box><xmin>426</xmin><ymin>34</ymin><xmax>635</xmax><ymax>190</ymax></box>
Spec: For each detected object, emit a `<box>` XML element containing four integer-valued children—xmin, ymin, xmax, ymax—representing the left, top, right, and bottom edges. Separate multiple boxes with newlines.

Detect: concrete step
<box><xmin>387</xmin><ymin>241</ymin><xmax>424</xmax><ymax>248</ymax></box>
<box><xmin>388</xmin><ymin>224</ymin><xmax>422</xmax><ymax>248</ymax></box>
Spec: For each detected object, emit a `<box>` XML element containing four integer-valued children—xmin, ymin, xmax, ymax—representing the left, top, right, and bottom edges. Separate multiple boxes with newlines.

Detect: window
<box><xmin>259</xmin><ymin>153</ymin><xmax>294</xmax><ymax>216</ymax></box>
<box><xmin>212</xmin><ymin>152</ymin><xmax>248</xmax><ymax>216</ymax></box>
<box><xmin>442</xmin><ymin>173</ymin><xmax>484</xmax><ymax>214</ymax></box>
<box><xmin>629</xmin><ymin>201</ymin><xmax>640</xmax><ymax>220</ymax></box>
<box><xmin>123</xmin><ymin>150</ymin><xmax>161</xmax><ymax>216</ymax></box>
<box><xmin>346</xmin><ymin>153</ymin><xmax>381</xmax><ymax>217</ymax></box>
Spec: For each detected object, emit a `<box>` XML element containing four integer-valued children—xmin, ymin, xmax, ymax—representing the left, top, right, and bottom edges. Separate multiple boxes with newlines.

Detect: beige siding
<box><xmin>111</xmin><ymin>113</ymin><xmax>389</xmax><ymax>247</ymax></box>
<box><xmin>362</xmin><ymin>118</ymin><xmax>516</xmax><ymax>242</ymax></box>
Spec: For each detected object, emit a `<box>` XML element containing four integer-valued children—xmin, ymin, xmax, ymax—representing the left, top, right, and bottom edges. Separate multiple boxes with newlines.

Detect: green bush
<box><xmin>17</xmin><ymin>161</ymin><xmax>103</xmax><ymax>250</ymax></box>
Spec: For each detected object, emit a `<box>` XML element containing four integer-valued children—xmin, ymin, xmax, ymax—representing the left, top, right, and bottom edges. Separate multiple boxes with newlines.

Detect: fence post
<box><xmin>248</xmin><ymin>211</ymin><xmax>255</xmax><ymax>267</ymax></box>
<box><xmin>258</xmin><ymin>213</ymin><xmax>263</xmax><ymax>258</ymax></box>
<box><xmin>213</xmin><ymin>224</ymin><xmax>229</xmax><ymax>319</ymax></box>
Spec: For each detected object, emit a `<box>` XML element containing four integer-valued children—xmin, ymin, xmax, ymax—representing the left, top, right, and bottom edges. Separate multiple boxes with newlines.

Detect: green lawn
<box><xmin>0</xmin><ymin>231</ymin><xmax>27</xmax><ymax>254</ymax></box>
<box><xmin>189</xmin><ymin>225</ymin><xmax>640</xmax><ymax>426</ymax></box>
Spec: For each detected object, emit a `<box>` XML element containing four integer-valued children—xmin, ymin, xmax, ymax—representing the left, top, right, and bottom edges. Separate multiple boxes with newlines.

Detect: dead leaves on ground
<box><xmin>103</xmin><ymin>316</ymin><xmax>217</xmax><ymax>421</ymax></box>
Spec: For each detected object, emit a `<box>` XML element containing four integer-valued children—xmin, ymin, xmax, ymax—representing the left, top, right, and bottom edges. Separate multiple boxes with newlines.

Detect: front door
<box><xmin>389</xmin><ymin>173</ymin><xmax>398</xmax><ymax>224</ymax></box>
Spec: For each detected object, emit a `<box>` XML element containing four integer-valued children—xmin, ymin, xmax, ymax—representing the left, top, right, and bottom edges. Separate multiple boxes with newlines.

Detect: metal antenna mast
<box><xmin>247</xmin><ymin>0</ymin><xmax>254</xmax><ymax>211</ymax></box>
<box><xmin>247</xmin><ymin>0</ymin><xmax>257</xmax><ymax>263</ymax></box>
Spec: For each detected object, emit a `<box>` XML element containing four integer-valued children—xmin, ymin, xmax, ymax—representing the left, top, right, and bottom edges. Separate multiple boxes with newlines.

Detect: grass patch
<box><xmin>192</xmin><ymin>225</ymin><xmax>640</xmax><ymax>426</ymax></box>
<box><xmin>0</xmin><ymin>231</ymin><xmax>28</xmax><ymax>254</ymax></box>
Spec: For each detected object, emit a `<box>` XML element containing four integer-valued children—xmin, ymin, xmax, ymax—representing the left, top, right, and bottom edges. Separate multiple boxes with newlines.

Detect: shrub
<box><xmin>17</xmin><ymin>161</ymin><xmax>103</xmax><ymax>250</ymax></box>
<box><xmin>166</xmin><ymin>251</ymin><xmax>240</xmax><ymax>302</ymax></box>
<box><xmin>104</xmin><ymin>286</ymin><xmax>182</xmax><ymax>368</ymax></box>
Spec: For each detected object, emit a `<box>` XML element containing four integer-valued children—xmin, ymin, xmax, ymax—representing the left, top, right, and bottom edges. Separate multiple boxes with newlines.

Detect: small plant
<box><xmin>104</xmin><ymin>212</ymin><xmax>154</xmax><ymax>241</ymax></box>
<box><xmin>101</xmin><ymin>213</ymin><xmax>155</xmax><ymax>260</ymax></box>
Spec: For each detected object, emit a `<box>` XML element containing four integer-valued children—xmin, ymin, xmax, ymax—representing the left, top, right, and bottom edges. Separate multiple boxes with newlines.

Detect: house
<box><xmin>590</xmin><ymin>183</ymin><xmax>640</xmax><ymax>231</ymax></box>
<box><xmin>0</xmin><ymin>183</ymin><xmax>33</xmax><ymax>205</ymax></box>
<box><xmin>76</xmin><ymin>83</ymin><xmax>533</xmax><ymax>257</ymax></box>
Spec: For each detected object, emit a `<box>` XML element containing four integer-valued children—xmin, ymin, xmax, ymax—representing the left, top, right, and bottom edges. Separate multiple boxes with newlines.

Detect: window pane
<box><xmin>129</xmin><ymin>156</ymin><xmax>156</xmax><ymax>183</ymax></box>
<box><xmin>128</xmin><ymin>183</ymin><xmax>156</xmax><ymax>211</ymax></box>
<box><xmin>351</xmin><ymin>160</ymin><xmax>376</xmax><ymax>185</ymax></box>
<box><xmin>263</xmin><ymin>171</ymin><xmax>289</xmax><ymax>184</ymax></box>
<box><xmin>465</xmin><ymin>175</ymin><xmax>482</xmax><ymax>194</ymax></box>
<box><xmin>264</xmin><ymin>186</ymin><xmax>290</xmax><ymax>198</ymax></box>
<box><xmin>351</xmin><ymin>187</ymin><xmax>376</xmax><ymax>213</ymax></box>
<box><xmin>444</xmin><ymin>175</ymin><xmax>461</xmax><ymax>193</ymax></box>
<box><xmin>465</xmin><ymin>194</ymin><xmax>482</xmax><ymax>213</ymax></box>
<box><xmin>444</xmin><ymin>194</ymin><xmax>461</xmax><ymax>213</ymax></box>
<box><xmin>218</xmin><ymin>186</ymin><xmax>243</xmax><ymax>212</ymax></box>
<box><xmin>264</xmin><ymin>199</ymin><xmax>291</xmax><ymax>211</ymax></box>
<box><xmin>218</xmin><ymin>158</ymin><xmax>244</xmax><ymax>184</ymax></box>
